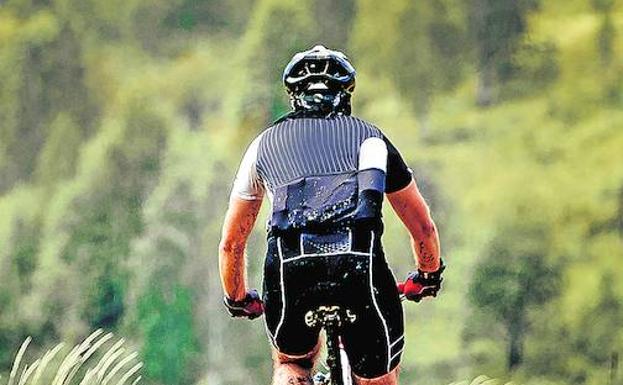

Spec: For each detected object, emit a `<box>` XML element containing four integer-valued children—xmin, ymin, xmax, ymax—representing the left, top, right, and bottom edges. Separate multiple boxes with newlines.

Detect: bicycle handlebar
<box><xmin>396</xmin><ymin>277</ymin><xmax>440</xmax><ymax>303</ymax></box>
<box><xmin>397</xmin><ymin>281</ymin><xmax>408</xmax><ymax>302</ymax></box>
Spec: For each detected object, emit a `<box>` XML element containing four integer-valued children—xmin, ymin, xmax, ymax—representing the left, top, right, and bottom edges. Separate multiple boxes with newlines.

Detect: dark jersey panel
<box><xmin>383</xmin><ymin>135</ymin><xmax>412</xmax><ymax>193</ymax></box>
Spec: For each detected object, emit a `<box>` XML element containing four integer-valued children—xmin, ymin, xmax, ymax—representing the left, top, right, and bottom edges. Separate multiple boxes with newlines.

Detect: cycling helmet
<box><xmin>282</xmin><ymin>45</ymin><xmax>356</xmax><ymax>115</ymax></box>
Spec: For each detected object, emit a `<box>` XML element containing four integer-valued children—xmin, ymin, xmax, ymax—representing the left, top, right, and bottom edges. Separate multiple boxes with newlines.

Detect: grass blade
<box><xmin>8</xmin><ymin>337</ymin><xmax>32</xmax><ymax>385</ymax></box>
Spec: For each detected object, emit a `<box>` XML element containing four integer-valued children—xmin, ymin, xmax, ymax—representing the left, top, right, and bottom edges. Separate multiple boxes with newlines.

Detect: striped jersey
<box><xmin>231</xmin><ymin>114</ymin><xmax>412</xmax><ymax>232</ymax></box>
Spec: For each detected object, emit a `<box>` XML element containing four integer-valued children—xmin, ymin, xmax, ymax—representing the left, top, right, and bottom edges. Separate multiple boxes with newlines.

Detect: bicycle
<box><xmin>307</xmin><ymin>286</ymin><xmax>412</xmax><ymax>385</ymax></box>
<box><xmin>305</xmin><ymin>305</ymin><xmax>356</xmax><ymax>385</ymax></box>
<box><xmin>225</xmin><ymin>265</ymin><xmax>443</xmax><ymax>384</ymax></box>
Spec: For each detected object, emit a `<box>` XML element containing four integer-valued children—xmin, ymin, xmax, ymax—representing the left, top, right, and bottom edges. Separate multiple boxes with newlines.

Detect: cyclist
<box><xmin>219</xmin><ymin>45</ymin><xmax>444</xmax><ymax>385</ymax></box>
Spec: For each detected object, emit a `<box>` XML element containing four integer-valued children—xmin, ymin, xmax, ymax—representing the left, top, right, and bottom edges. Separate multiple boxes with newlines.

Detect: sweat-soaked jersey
<box><xmin>230</xmin><ymin>114</ymin><xmax>412</xmax><ymax>233</ymax></box>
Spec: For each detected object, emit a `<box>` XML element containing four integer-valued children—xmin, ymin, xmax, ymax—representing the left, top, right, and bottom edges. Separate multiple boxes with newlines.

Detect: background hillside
<box><xmin>0</xmin><ymin>0</ymin><xmax>622</xmax><ymax>384</ymax></box>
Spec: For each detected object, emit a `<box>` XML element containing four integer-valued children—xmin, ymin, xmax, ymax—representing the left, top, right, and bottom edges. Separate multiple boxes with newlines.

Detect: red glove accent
<box><xmin>401</xmin><ymin>279</ymin><xmax>427</xmax><ymax>300</ymax></box>
<box><xmin>223</xmin><ymin>289</ymin><xmax>264</xmax><ymax>319</ymax></box>
<box><xmin>398</xmin><ymin>261</ymin><xmax>445</xmax><ymax>302</ymax></box>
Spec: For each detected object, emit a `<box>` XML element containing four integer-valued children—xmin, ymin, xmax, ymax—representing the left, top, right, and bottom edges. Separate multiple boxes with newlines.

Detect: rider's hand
<box><xmin>398</xmin><ymin>260</ymin><xmax>445</xmax><ymax>302</ymax></box>
<box><xmin>223</xmin><ymin>289</ymin><xmax>264</xmax><ymax>319</ymax></box>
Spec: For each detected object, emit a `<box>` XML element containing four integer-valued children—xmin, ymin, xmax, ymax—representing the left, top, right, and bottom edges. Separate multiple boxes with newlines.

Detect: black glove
<box><xmin>399</xmin><ymin>260</ymin><xmax>445</xmax><ymax>302</ymax></box>
<box><xmin>223</xmin><ymin>289</ymin><xmax>264</xmax><ymax>320</ymax></box>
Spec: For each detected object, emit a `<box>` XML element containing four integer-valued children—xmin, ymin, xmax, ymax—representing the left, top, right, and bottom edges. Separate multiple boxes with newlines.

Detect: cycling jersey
<box><xmin>230</xmin><ymin>113</ymin><xmax>412</xmax><ymax>378</ymax></box>
<box><xmin>232</xmin><ymin>114</ymin><xmax>412</xmax><ymax>233</ymax></box>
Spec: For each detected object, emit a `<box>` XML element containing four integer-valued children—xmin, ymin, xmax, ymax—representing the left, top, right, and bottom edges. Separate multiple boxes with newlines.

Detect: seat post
<box><xmin>305</xmin><ymin>306</ymin><xmax>357</xmax><ymax>385</ymax></box>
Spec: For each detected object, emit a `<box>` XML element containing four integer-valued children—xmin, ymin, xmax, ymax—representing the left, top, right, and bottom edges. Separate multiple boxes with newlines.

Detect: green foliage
<box><xmin>35</xmin><ymin>113</ymin><xmax>82</xmax><ymax>185</ymax></box>
<box><xmin>163</xmin><ymin>0</ymin><xmax>254</xmax><ymax>34</ymax></box>
<box><xmin>467</xmin><ymin>0</ymin><xmax>540</xmax><ymax>105</ymax></box>
<box><xmin>225</xmin><ymin>0</ymin><xmax>314</xmax><ymax>127</ymax></box>
<box><xmin>393</xmin><ymin>1</ymin><xmax>467</xmax><ymax>119</ymax></box>
<box><xmin>1</xmin><ymin>0</ymin><xmax>623</xmax><ymax>384</ymax></box>
<box><xmin>497</xmin><ymin>41</ymin><xmax>559</xmax><ymax>100</ymax></box>
<box><xmin>470</xmin><ymin>226</ymin><xmax>560</xmax><ymax>320</ymax></box>
<box><xmin>469</xmin><ymin>224</ymin><xmax>562</xmax><ymax>370</ymax></box>
<box><xmin>138</xmin><ymin>286</ymin><xmax>198</xmax><ymax>385</ymax></box>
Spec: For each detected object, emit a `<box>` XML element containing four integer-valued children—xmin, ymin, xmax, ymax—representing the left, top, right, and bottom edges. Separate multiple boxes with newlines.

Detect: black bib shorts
<box><xmin>262</xmin><ymin>229</ymin><xmax>404</xmax><ymax>379</ymax></box>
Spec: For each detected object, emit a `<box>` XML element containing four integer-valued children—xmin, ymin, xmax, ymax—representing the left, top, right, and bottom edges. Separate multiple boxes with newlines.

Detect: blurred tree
<box><xmin>592</xmin><ymin>0</ymin><xmax>616</xmax><ymax>64</ymax></box>
<box><xmin>574</xmin><ymin>273</ymin><xmax>623</xmax><ymax>379</ymax></box>
<box><xmin>164</xmin><ymin>0</ymin><xmax>255</xmax><ymax>35</ymax></box>
<box><xmin>350</xmin><ymin>0</ymin><xmax>407</xmax><ymax>74</ymax></box>
<box><xmin>497</xmin><ymin>41</ymin><xmax>559</xmax><ymax>100</ymax></box>
<box><xmin>618</xmin><ymin>185</ymin><xmax>623</xmax><ymax>238</ymax></box>
<box><xmin>312</xmin><ymin>0</ymin><xmax>355</xmax><ymax>49</ymax></box>
<box><xmin>393</xmin><ymin>1</ymin><xmax>466</xmax><ymax>134</ymax></box>
<box><xmin>469</xmin><ymin>224</ymin><xmax>561</xmax><ymax>371</ymax></box>
<box><xmin>226</xmin><ymin>0</ymin><xmax>313</xmax><ymax>128</ymax></box>
<box><xmin>0</xmin><ymin>6</ymin><xmax>99</xmax><ymax>193</ymax></box>
<box><xmin>0</xmin><ymin>1</ymin><xmax>623</xmax><ymax>384</ymax></box>
<box><xmin>21</xmin><ymin>97</ymin><xmax>170</xmax><ymax>340</ymax></box>
<box><xmin>591</xmin><ymin>0</ymin><xmax>621</xmax><ymax>106</ymax></box>
<box><xmin>0</xmin><ymin>10</ymin><xmax>58</xmax><ymax>192</ymax></box>
<box><xmin>11</xmin><ymin>219</ymin><xmax>41</xmax><ymax>292</ymax></box>
<box><xmin>127</xmin><ymin>176</ymin><xmax>206</xmax><ymax>385</ymax></box>
<box><xmin>0</xmin><ymin>218</ymin><xmax>38</xmax><ymax>367</ymax></box>
<box><xmin>34</xmin><ymin>113</ymin><xmax>82</xmax><ymax>185</ymax></box>
<box><xmin>139</xmin><ymin>285</ymin><xmax>199</xmax><ymax>385</ymax></box>
<box><xmin>467</xmin><ymin>0</ymin><xmax>539</xmax><ymax>106</ymax></box>
<box><xmin>352</xmin><ymin>0</ymin><xmax>466</xmax><ymax>134</ymax></box>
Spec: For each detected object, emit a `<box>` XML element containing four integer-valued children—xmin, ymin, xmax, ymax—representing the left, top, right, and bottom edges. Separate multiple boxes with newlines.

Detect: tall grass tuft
<box><xmin>2</xmin><ymin>330</ymin><xmax>143</xmax><ymax>385</ymax></box>
<box><xmin>448</xmin><ymin>375</ymin><xmax>517</xmax><ymax>385</ymax></box>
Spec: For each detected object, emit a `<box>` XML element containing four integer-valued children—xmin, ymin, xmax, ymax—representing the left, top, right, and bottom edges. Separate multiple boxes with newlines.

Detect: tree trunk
<box><xmin>508</xmin><ymin>317</ymin><xmax>524</xmax><ymax>371</ymax></box>
<box><xmin>610</xmin><ymin>351</ymin><xmax>619</xmax><ymax>385</ymax></box>
<box><xmin>617</xmin><ymin>183</ymin><xmax>623</xmax><ymax>238</ymax></box>
<box><xmin>414</xmin><ymin>92</ymin><xmax>431</xmax><ymax>140</ymax></box>
<box><xmin>476</xmin><ymin>61</ymin><xmax>495</xmax><ymax>107</ymax></box>
<box><xmin>417</xmin><ymin>109</ymin><xmax>431</xmax><ymax>140</ymax></box>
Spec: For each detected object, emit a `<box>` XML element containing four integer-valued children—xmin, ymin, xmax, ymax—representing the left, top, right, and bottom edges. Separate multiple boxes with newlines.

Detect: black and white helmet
<box><xmin>282</xmin><ymin>45</ymin><xmax>356</xmax><ymax>114</ymax></box>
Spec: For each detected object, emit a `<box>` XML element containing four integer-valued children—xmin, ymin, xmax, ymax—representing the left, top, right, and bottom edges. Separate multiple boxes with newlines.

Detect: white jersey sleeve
<box><xmin>358</xmin><ymin>137</ymin><xmax>388</xmax><ymax>172</ymax></box>
<box><xmin>231</xmin><ymin>134</ymin><xmax>265</xmax><ymax>201</ymax></box>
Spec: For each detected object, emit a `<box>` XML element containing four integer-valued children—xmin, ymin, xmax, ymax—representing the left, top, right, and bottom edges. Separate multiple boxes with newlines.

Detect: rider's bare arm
<box><xmin>219</xmin><ymin>197</ymin><xmax>262</xmax><ymax>301</ymax></box>
<box><xmin>387</xmin><ymin>179</ymin><xmax>441</xmax><ymax>272</ymax></box>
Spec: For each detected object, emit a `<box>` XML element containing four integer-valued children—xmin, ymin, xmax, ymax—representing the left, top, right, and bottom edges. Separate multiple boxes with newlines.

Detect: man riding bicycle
<box><xmin>219</xmin><ymin>45</ymin><xmax>444</xmax><ymax>385</ymax></box>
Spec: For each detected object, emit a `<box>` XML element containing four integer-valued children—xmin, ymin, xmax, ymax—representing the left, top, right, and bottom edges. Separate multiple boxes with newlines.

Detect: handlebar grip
<box><xmin>397</xmin><ymin>282</ymin><xmax>406</xmax><ymax>294</ymax></box>
<box><xmin>397</xmin><ymin>279</ymin><xmax>432</xmax><ymax>302</ymax></box>
<box><xmin>397</xmin><ymin>281</ymin><xmax>425</xmax><ymax>295</ymax></box>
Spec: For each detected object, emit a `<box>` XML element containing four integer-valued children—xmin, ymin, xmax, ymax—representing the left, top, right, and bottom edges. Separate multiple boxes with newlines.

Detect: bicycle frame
<box><xmin>305</xmin><ymin>306</ymin><xmax>356</xmax><ymax>385</ymax></box>
<box><xmin>305</xmin><ymin>295</ymin><xmax>409</xmax><ymax>385</ymax></box>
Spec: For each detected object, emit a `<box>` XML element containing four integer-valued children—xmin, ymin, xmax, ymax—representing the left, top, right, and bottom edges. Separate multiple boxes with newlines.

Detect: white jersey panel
<box><xmin>358</xmin><ymin>137</ymin><xmax>388</xmax><ymax>172</ymax></box>
<box><xmin>231</xmin><ymin>133</ymin><xmax>265</xmax><ymax>201</ymax></box>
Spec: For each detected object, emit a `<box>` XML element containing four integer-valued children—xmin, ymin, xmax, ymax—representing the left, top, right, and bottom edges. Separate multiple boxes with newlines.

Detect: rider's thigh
<box><xmin>341</xmin><ymin>251</ymin><xmax>404</xmax><ymax>378</ymax></box>
<box><xmin>353</xmin><ymin>367</ymin><xmax>399</xmax><ymax>385</ymax></box>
